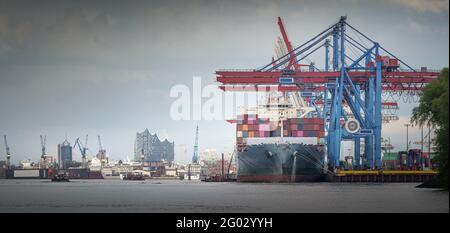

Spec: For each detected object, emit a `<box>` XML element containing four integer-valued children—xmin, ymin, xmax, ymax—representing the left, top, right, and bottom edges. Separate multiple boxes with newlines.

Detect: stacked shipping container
<box><xmin>236</xmin><ymin>114</ymin><xmax>325</xmax><ymax>147</ymax></box>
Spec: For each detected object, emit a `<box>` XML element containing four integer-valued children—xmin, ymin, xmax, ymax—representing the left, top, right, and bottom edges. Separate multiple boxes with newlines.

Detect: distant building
<box><xmin>134</xmin><ymin>129</ymin><xmax>174</xmax><ymax>163</ymax></box>
<box><xmin>58</xmin><ymin>139</ymin><xmax>72</xmax><ymax>169</ymax></box>
<box><xmin>199</xmin><ymin>149</ymin><xmax>232</xmax><ymax>163</ymax></box>
<box><xmin>199</xmin><ymin>149</ymin><xmax>219</xmax><ymax>162</ymax></box>
<box><xmin>183</xmin><ymin>163</ymin><xmax>201</xmax><ymax>180</ymax></box>
<box><xmin>19</xmin><ymin>159</ymin><xmax>34</xmax><ymax>169</ymax></box>
<box><xmin>202</xmin><ymin>159</ymin><xmax>236</xmax><ymax>178</ymax></box>
<box><xmin>165</xmin><ymin>166</ymin><xmax>178</xmax><ymax>177</ymax></box>
<box><xmin>41</xmin><ymin>155</ymin><xmax>54</xmax><ymax>168</ymax></box>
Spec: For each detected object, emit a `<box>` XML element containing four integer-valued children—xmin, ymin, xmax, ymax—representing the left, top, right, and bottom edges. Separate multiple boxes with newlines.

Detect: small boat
<box><xmin>51</xmin><ymin>173</ymin><xmax>70</xmax><ymax>182</ymax></box>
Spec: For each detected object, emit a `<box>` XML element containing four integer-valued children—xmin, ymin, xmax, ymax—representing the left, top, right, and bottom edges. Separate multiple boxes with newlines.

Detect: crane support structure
<box><xmin>216</xmin><ymin>16</ymin><xmax>439</xmax><ymax>170</ymax></box>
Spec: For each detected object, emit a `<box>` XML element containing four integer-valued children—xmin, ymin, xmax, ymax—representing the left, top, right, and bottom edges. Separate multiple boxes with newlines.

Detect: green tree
<box><xmin>411</xmin><ymin>68</ymin><xmax>448</xmax><ymax>189</ymax></box>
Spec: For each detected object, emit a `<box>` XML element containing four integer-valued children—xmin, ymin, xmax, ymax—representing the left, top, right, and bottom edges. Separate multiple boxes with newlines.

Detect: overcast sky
<box><xmin>0</xmin><ymin>0</ymin><xmax>448</xmax><ymax>164</ymax></box>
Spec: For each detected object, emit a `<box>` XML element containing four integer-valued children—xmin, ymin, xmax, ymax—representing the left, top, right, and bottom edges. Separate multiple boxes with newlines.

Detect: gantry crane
<box><xmin>216</xmin><ymin>16</ymin><xmax>439</xmax><ymax>171</ymax></box>
<box><xmin>3</xmin><ymin>135</ymin><xmax>11</xmax><ymax>169</ymax></box>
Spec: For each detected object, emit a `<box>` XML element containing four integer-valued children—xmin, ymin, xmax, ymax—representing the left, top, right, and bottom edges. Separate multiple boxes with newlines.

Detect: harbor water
<box><xmin>0</xmin><ymin>179</ymin><xmax>447</xmax><ymax>213</ymax></box>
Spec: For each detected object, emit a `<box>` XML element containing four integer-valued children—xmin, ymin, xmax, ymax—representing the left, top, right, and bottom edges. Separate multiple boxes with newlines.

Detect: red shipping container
<box><xmin>303</xmin><ymin>124</ymin><xmax>315</xmax><ymax>130</ymax></box>
<box><xmin>312</xmin><ymin>118</ymin><xmax>323</xmax><ymax>124</ymax></box>
<box><xmin>301</xmin><ymin>118</ymin><xmax>314</xmax><ymax>124</ymax></box>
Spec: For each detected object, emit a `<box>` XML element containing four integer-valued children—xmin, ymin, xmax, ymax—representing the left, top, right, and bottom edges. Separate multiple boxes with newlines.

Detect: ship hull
<box><xmin>237</xmin><ymin>143</ymin><xmax>325</xmax><ymax>182</ymax></box>
<box><xmin>67</xmin><ymin>168</ymin><xmax>104</xmax><ymax>179</ymax></box>
<box><xmin>4</xmin><ymin>169</ymin><xmax>49</xmax><ymax>179</ymax></box>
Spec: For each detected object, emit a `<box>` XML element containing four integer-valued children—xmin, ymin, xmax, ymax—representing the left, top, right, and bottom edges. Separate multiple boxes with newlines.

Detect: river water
<box><xmin>0</xmin><ymin>179</ymin><xmax>447</xmax><ymax>213</ymax></box>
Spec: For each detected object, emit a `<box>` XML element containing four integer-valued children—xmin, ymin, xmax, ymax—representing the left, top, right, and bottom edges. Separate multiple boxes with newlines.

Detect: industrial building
<box><xmin>134</xmin><ymin>129</ymin><xmax>174</xmax><ymax>163</ymax></box>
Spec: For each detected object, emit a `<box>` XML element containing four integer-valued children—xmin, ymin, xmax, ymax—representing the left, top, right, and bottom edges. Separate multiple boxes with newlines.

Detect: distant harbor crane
<box><xmin>97</xmin><ymin>135</ymin><xmax>107</xmax><ymax>167</ymax></box>
<box><xmin>74</xmin><ymin>134</ymin><xmax>88</xmax><ymax>168</ymax></box>
<box><xmin>40</xmin><ymin>135</ymin><xmax>47</xmax><ymax>168</ymax></box>
<box><xmin>40</xmin><ymin>135</ymin><xmax>47</xmax><ymax>158</ymax></box>
<box><xmin>192</xmin><ymin>126</ymin><xmax>199</xmax><ymax>163</ymax></box>
<box><xmin>3</xmin><ymin>135</ymin><xmax>11</xmax><ymax>169</ymax></box>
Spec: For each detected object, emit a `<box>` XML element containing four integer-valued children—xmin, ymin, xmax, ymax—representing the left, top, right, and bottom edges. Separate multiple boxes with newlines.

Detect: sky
<box><xmin>0</xmin><ymin>0</ymin><xmax>448</xmax><ymax>164</ymax></box>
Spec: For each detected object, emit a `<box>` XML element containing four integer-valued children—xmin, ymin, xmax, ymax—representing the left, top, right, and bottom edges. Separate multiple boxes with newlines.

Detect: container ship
<box><xmin>234</xmin><ymin>96</ymin><xmax>327</xmax><ymax>182</ymax></box>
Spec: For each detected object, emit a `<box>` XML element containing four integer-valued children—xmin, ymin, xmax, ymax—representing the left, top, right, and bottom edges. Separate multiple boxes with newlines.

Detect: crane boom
<box><xmin>84</xmin><ymin>134</ymin><xmax>88</xmax><ymax>152</ymax></box>
<box><xmin>4</xmin><ymin>135</ymin><xmax>11</xmax><ymax>168</ymax></box>
<box><xmin>3</xmin><ymin>135</ymin><xmax>10</xmax><ymax>156</ymax></box>
<box><xmin>40</xmin><ymin>135</ymin><xmax>46</xmax><ymax>158</ymax></box>
<box><xmin>277</xmin><ymin>16</ymin><xmax>297</xmax><ymax>70</ymax></box>
<box><xmin>98</xmin><ymin>135</ymin><xmax>103</xmax><ymax>151</ymax></box>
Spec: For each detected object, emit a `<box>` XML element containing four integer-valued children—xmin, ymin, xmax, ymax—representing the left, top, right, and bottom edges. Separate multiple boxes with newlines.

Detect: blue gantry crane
<box><xmin>74</xmin><ymin>134</ymin><xmax>88</xmax><ymax>168</ymax></box>
<box><xmin>216</xmin><ymin>16</ymin><xmax>439</xmax><ymax>171</ymax></box>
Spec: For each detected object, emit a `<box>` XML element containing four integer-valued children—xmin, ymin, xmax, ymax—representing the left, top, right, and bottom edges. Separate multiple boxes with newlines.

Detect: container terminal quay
<box><xmin>0</xmin><ymin>16</ymin><xmax>443</xmax><ymax>184</ymax></box>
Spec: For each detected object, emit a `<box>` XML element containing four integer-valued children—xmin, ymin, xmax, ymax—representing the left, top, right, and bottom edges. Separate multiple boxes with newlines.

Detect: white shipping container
<box><xmin>245</xmin><ymin>137</ymin><xmax>319</xmax><ymax>145</ymax></box>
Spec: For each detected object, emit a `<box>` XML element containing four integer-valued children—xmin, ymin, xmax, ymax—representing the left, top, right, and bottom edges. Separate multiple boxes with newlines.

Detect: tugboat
<box><xmin>51</xmin><ymin>173</ymin><xmax>70</xmax><ymax>182</ymax></box>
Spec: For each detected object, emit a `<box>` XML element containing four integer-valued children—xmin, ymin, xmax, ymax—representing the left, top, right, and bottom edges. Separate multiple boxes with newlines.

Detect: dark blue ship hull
<box><xmin>237</xmin><ymin>143</ymin><xmax>326</xmax><ymax>182</ymax></box>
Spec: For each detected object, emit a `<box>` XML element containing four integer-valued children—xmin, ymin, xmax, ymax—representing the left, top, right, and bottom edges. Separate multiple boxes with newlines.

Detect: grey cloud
<box><xmin>387</xmin><ymin>0</ymin><xmax>449</xmax><ymax>13</ymax></box>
